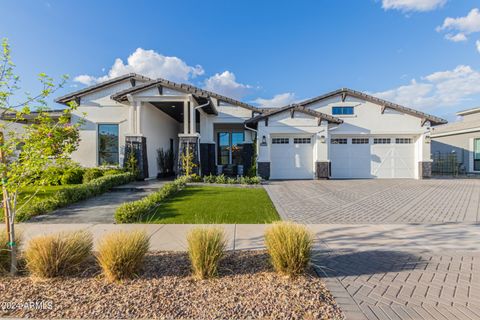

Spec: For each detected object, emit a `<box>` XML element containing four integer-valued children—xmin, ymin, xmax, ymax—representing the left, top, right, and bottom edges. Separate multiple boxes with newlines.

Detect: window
<box><xmin>272</xmin><ymin>137</ymin><xmax>289</xmax><ymax>144</ymax></box>
<box><xmin>98</xmin><ymin>124</ymin><xmax>119</xmax><ymax>165</ymax></box>
<box><xmin>352</xmin><ymin>138</ymin><xmax>369</xmax><ymax>144</ymax></box>
<box><xmin>373</xmin><ymin>138</ymin><xmax>391</xmax><ymax>144</ymax></box>
<box><xmin>331</xmin><ymin>138</ymin><xmax>347</xmax><ymax>144</ymax></box>
<box><xmin>475</xmin><ymin>138</ymin><xmax>480</xmax><ymax>171</ymax></box>
<box><xmin>396</xmin><ymin>138</ymin><xmax>412</xmax><ymax>144</ymax></box>
<box><xmin>217</xmin><ymin>131</ymin><xmax>244</xmax><ymax>165</ymax></box>
<box><xmin>293</xmin><ymin>138</ymin><xmax>311</xmax><ymax>144</ymax></box>
<box><xmin>332</xmin><ymin>106</ymin><xmax>354</xmax><ymax>115</ymax></box>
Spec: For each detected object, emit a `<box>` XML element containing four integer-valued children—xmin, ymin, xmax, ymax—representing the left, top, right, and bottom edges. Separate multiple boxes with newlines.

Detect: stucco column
<box><xmin>189</xmin><ymin>101</ymin><xmax>195</xmax><ymax>134</ymax></box>
<box><xmin>129</xmin><ymin>104</ymin><xmax>135</xmax><ymax>134</ymax></box>
<box><xmin>135</xmin><ymin>101</ymin><xmax>142</xmax><ymax>135</ymax></box>
<box><xmin>183</xmin><ymin>101</ymin><xmax>189</xmax><ymax>135</ymax></box>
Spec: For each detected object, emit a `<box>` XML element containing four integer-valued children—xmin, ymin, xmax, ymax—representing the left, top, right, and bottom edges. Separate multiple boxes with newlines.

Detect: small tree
<box><xmin>0</xmin><ymin>38</ymin><xmax>82</xmax><ymax>274</ymax></box>
<box><xmin>180</xmin><ymin>146</ymin><xmax>197</xmax><ymax>176</ymax></box>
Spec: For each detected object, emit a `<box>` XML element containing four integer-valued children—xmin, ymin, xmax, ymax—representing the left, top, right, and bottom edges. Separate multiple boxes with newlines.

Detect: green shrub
<box><xmin>114</xmin><ymin>178</ymin><xmax>186</xmax><ymax>223</ymax></box>
<box><xmin>226</xmin><ymin>177</ymin><xmax>237</xmax><ymax>184</ymax></box>
<box><xmin>203</xmin><ymin>174</ymin><xmax>216</xmax><ymax>183</ymax></box>
<box><xmin>60</xmin><ymin>167</ymin><xmax>85</xmax><ymax>185</ymax></box>
<box><xmin>0</xmin><ymin>229</ymin><xmax>21</xmax><ymax>274</ymax></box>
<box><xmin>17</xmin><ymin>173</ymin><xmax>134</xmax><ymax>221</ymax></box>
<box><xmin>25</xmin><ymin>230</ymin><xmax>93</xmax><ymax>278</ymax></box>
<box><xmin>215</xmin><ymin>174</ymin><xmax>227</xmax><ymax>184</ymax></box>
<box><xmin>83</xmin><ymin>168</ymin><xmax>105</xmax><ymax>183</ymax></box>
<box><xmin>39</xmin><ymin>166</ymin><xmax>64</xmax><ymax>186</ymax></box>
<box><xmin>96</xmin><ymin>230</ymin><xmax>150</xmax><ymax>282</ymax></box>
<box><xmin>264</xmin><ymin>222</ymin><xmax>313</xmax><ymax>277</ymax></box>
<box><xmin>102</xmin><ymin>168</ymin><xmax>125</xmax><ymax>176</ymax></box>
<box><xmin>187</xmin><ymin>227</ymin><xmax>226</xmax><ymax>280</ymax></box>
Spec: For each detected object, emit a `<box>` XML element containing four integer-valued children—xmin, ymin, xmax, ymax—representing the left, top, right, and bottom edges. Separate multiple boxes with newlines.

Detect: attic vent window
<box><xmin>332</xmin><ymin>106</ymin><xmax>354</xmax><ymax>115</ymax></box>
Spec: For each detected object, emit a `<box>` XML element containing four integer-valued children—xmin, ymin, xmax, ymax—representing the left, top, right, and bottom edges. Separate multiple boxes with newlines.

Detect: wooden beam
<box><xmin>381</xmin><ymin>105</ymin><xmax>387</xmax><ymax>114</ymax></box>
<box><xmin>157</xmin><ymin>86</ymin><xmax>163</xmax><ymax>95</ymax></box>
<box><xmin>265</xmin><ymin>117</ymin><xmax>268</xmax><ymax>127</ymax></box>
<box><xmin>317</xmin><ymin>117</ymin><xmax>322</xmax><ymax>126</ymax></box>
<box><xmin>290</xmin><ymin>109</ymin><xmax>295</xmax><ymax>118</ymax></box>
<box><xmin>421</xmin><ymin>118</ymin><xmax>428</xmax><ymax>127</ymax></box>
<box><xmin>341</xmin><ymin>92</ymin><xmax>347</xmax><ymax>102</ymax></box>
<box><xmin>130</xmin><ymin>79</ymin><xmax>136</xmax><ymax>87</ymax></box>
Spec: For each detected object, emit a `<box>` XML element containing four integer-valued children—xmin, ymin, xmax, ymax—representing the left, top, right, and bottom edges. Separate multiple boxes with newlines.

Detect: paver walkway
<box><xmin>264</xmin><ymin>179</ymin><xmax>480</xmax><ymax>223</ymax></box>
<box><xmin>27</xmin><ymin>180</ymin><xmax>167</xmax><ymax>224</ymax></box>
<box><xmin>10</xmin><ymin>223</ymin><xmax>480</xmax><ymax>320</ymax></box>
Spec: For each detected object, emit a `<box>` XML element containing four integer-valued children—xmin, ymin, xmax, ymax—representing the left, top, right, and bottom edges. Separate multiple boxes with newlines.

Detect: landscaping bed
<box><xmin>0</xmin><ymin>250</ymin><xmax>343</xmax><ymax>319</ymax></box>
<box><xmin>143</xmin><ymin>185</ymin><xmax>280</xmax><ymax>224</ymax></box>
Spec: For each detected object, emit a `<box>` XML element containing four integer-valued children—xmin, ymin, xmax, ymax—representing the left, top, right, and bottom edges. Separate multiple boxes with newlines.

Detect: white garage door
<box><xmin>330</xmin><ymin>137</ymin><xmax>415</xmax><ymax>179</ymax></box>
<box><xmin>270</xmin><ymin>136</ymin><xmax>314</xmax><ymax>179</ymax></box>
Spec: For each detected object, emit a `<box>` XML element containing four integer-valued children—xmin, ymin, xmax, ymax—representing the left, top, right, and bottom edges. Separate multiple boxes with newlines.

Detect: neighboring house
<box><xmin>55</xmin><ymin>74</ymin><xmax>447</xmax><ymax>180</ymax></box>
<box><xmin>431</xmin><ymin>107</ymin><xmax>480</xmax><ymax>174</ymax></box>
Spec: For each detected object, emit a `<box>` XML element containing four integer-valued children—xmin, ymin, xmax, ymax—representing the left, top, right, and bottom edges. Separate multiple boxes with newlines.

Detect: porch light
<box><xmin>261</xmin><ymin>135</ymin><xmax>267</xmax><ymax>146</ymax></box>
<box><xmin>319</xmin><ymin>135</ymin><xmax>326</xmax><ymax>143</ymax></box>
<box><xmin>425</xmin><ymin>135</ymin><xmax>431</xmax><ymax>144</ymax></box>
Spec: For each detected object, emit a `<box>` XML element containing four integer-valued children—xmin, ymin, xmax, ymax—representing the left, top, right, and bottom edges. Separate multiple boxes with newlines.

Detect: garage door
<box><xmin>330</xmin><ymin>137</ymin><xmax>415</xmax><ymax>179</ymax></box>
<box><xmin>270</xmin><ymin>136</ymin><xmax>314</xmax><ymax>179</ymax></box>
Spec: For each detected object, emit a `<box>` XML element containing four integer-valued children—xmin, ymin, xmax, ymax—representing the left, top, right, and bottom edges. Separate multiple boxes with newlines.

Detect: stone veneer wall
<box><xmin>419</xmin><ymin>161</ymin><xmax>432</xmax><ymax>179</ymax></box>
<box><xmin>257</xmin><ymin>162</ymin><xmax>270</xmax><ymax>180</ymax></box>
<box><xmin>315</xmin><ymin>161</ymin><xmax>330</xmax><ymax>179</ymax></box>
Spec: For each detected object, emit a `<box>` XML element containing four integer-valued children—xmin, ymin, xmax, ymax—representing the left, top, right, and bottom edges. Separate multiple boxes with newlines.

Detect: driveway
<box><xmin>265</xmin><ymin>179</ymin><xmax>480</xmax><ymax>319</ymax></box>
<box><xmin>264</xmin><ymin>179</ymin><xmax>480</xmax><ymax>223</ymax></box>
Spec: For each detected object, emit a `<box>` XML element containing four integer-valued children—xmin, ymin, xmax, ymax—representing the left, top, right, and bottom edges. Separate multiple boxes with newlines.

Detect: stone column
<box><xmin>257</xmin><ymin>162</ymin><xmax>270</xmax><ymax>180</ymax></box>
<box><xmin>315</xmin><ymin>161</ymin><xmax>330</xmax><ymax>179</ymax></box>
<box><xmin>418</xmin><ymin>161</ymin><xmax>432</xmax><ymax>179</ymax></box>
<box><xmin>125</xmin><ymin>136</ymin><xmax>148</xmax><ymax>180</ymax></box>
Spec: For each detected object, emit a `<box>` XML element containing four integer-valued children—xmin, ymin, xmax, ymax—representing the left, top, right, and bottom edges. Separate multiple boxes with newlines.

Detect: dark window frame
<box><xmin>98</xmin><ymin>123</ymin><xmax>119</xmax><ymax>165</ymax></box>
<box><xmin>217</xmin><ymin>131</ymin><xmax>244</xmax><ymax>165</ymax></box>
<box><xmin>332</xmin><ymin>106</ymin><xmax>354</xmax><ymax>115</ymax></box>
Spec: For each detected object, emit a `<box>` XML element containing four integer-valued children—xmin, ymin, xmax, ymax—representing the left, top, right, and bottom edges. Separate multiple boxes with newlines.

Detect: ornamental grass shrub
<box><xmin>187</xmin><ymin>227</ymin><xmax>226</xmax><ymax>280</ymax></box>
<box><xmin>0</xmin><ymin>229</ymin><xmax>21</xmax><ymax>274</ymax></box>
<box><xmin>114</xmin><ymin>178</ymin><xmax>187</xmax><ymax>223</ymax></box>
<box><xmin>25</xmin><ymin>230</ymin><xmax>93</xmax><ymax>278</ymax></box>
<box><xmin>17</xmin><ymin>173</ymin><xmax>134</xmax><ymax>221</ymax></box>
<box><xmin>264</xmin><ymin>221</ymin><xmax>313</xmax><ymax>277</ymax></box>
<box><xmin>96</xmin><ymin>230</ymin><xmax>150</xmax><ymax>282</ymax></box>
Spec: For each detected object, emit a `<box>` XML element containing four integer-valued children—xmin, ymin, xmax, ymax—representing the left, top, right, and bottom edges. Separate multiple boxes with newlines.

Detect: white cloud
<box><xmin>444</xmin><ymin>33</ymin><xmax>467</xmax><ymax>42</ymax></box>
<box><xmin>73</xmin><ymin>74</ymin><xmax>98</xmax><ymax>86</ymax></box>
<box><xmin>437</xmin><ymin>8</ymin><xmax>480</xmax><ymax>41</ymax></box>
<box><xmin>381</xmin><ymin>0</ymin><xmax>446</xmax><ymax>12</ymax></box>
<box><xmin>203</xmin><ymin>71</ymin><xmax>253</xmax><ymax>99</ymax></box>
<box><xmin>476</xmin><ymin>40</ymin><xmax>480</xmax><ymax>53</ymax></box>
<box><xmin>253</xmin><ymin>93</ymin><xmax>296</xmax><ymax>108</ymax></box>
<box><xmin>74</xmin><ymin>48</ymin><xmax>204</xmax><ymax>85</ymax></box>
<box><xmin>371</xmin><ymin>65</ymin><xmax>480</xmax><ymax>110</ymax></box>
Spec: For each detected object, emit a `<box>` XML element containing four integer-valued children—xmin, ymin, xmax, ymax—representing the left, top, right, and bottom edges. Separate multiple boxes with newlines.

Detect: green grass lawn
<box><xmin>143</xmin><ymin>185</ymin><xmax>280</xmax><ymax>224</ymax></box>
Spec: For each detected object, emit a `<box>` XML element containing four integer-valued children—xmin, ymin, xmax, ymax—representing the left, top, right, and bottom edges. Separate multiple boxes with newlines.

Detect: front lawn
<box><xmin>143</xmin><ymin>185</ymin><xmax>280</xmax><ymax>224</ymax></box>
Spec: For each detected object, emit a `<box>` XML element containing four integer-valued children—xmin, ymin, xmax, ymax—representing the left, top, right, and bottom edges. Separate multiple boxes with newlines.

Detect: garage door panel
<box><xmin>270</xmin><ymin>136</ymin><xmax>313</xmax><ymax>180</ymax></box>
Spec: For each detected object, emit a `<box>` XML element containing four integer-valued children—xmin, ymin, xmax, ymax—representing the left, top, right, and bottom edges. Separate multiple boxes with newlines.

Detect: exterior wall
<box><xmin>140</xmin><ymin>102</ymin><xmax>178</xmax><ymax>178</ymax></box>
<box><xmin>71</xmin><ymin>81</ymin><xmax>133</xmax><ymax>168</ymax></box>
<box><xmin>432</xmin><ymin>130</ymin><xmax>480</xmax><ymax>173</ymax></box>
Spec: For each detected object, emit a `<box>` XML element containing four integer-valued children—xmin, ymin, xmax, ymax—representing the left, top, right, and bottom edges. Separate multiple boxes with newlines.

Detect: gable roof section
<box><xmin>110</xmin><ymin>78</ymin><xmax>260</xmax><ymax>112</ymax></box>
<box><xmin>297</xmin><ymin>88</ymin><xmax>447</xmax><ymax>126</ymax></box>
<box><xmin>245</xmin><ymin>104</ymin><xmax>343</xmax><ymax>125</ymax></box>
<box><xmin>55</xmin><ymin>73</ymin><xmax>152</xmax><ymax>105</ymax></box>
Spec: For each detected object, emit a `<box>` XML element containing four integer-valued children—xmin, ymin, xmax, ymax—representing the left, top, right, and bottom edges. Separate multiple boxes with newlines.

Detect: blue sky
<box><xmin>2</xmin><ymin>0</ymin><xmax>480</xmax><ymax>121</ymax></box>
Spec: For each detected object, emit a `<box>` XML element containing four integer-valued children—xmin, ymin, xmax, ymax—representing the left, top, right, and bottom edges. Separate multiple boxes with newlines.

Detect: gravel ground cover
<box><xmin>0</xmin><ymin>251</ymin><xmax>343</xmax><ymax>319</ymax></box>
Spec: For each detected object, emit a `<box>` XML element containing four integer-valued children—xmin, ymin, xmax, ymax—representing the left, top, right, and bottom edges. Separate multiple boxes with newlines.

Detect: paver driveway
<box><xmin>264</xmin><ymin>179</ymin><xmax>480</xmax><ymax>319</ymax></box>
<box><xmin>264</xmin><ymin>179</ymin><xmax>480</xmax><ymax>223</ymax></box>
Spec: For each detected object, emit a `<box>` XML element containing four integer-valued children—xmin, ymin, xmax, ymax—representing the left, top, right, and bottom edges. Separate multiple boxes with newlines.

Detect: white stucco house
<box><xmin>55</xmin><ymin>73</ymin><xmax>447</xmax><ymax>180</ymax></box>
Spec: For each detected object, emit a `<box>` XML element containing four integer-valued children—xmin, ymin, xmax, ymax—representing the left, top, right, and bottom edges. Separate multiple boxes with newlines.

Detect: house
<box><xmin>431</xmin><ymin>107</ymin><xmax>480</xmax><ymax>174</ymax></box>
<box><xmin>55</xmin><ymin>74</ymin><xmax>447</xmax><ymax>180</ymax></box>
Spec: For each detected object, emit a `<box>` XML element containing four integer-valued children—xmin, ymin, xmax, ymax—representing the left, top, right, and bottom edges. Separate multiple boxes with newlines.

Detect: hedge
<box><xmin>16</xmin><ymin>173</ymin><xmax>134</xmax><ymax>222</ymax></box>
<box><xmin>114</xmin><ymin>177</ymin><xmax>188</xmax><ymax>223</ymax></box>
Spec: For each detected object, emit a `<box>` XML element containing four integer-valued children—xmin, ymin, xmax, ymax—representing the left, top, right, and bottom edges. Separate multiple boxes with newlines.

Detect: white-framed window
<box><xmin>293</xmin><ymin>138</ymin><xmax>311</xmax><ymax>144</ymax></box>
<box><xmin>395</xmin><ymin>138</ymin><xmax>412</xmax><ymax>144</ymax></box>
<box><xmin>272</xmin><ymin>137</ymin><xmax>289</xmax><ymax>144</ymax></box>
<box><xmin>352</xmin><ymin>138</ymin><xmax>369</xmax><ymax>144</ymax></box>
<box><xmin>373</xmin><ymin>138</ymin><xmax>391</xmax><ymax>144</ymax></box>
<box><xmin>331</xmin><ymin>138</ymin><xmax>347</xmax><ymax>144</ymax></box>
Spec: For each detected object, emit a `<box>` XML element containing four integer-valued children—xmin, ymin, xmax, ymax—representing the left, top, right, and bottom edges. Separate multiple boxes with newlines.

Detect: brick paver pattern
<box><xmin>314</xmin><ymin>250</ymin><xmax>480</xmax><ymax>320</ymax></box>
<box><xmin>264</xmin><ymin>179</ymin><xmax>480</xmax><ymax>223</ymax></box>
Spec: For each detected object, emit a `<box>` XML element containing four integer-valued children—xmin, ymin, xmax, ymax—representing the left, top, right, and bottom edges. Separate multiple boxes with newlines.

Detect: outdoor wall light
<box><xmin>319</xmin><ymin>135</ymin><xmax>326</xmax><ymax>143</ymax></box>
<box><xmin>425</xmin><ymin>135</ymin><xmax>431</xmax><ymax>144</ymax></box>
<box><xmin>261</xmin><ymin>135</ymin><xmax>267</xmax><ymax>146</ymax></box>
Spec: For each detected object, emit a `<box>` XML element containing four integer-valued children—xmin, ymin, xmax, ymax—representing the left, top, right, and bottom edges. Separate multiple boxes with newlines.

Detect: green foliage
<box><xmin>187</xmin><ymin>227</ymin><xmax>226</xmax><ymax>280</ymax></box>
<box><xmin>102</xmin><ymin>168</ymin><xmax>125</xmax><ymax>176</ymax></box>
<box><xmin>201</xmin><ymin>174</ymin><xmax>261</xmax><ymax>185</ymax></box>
<box><xmin>60</xmin><ymin>167</ymin><xmax>85</xmax><ymax>185</ymax></box>
<box><xmin>114</xmin><ymin>178</ymin><xmax>187</xmax><ymax>223</ymax></box>
<box><xmin>264</xmin><ymin>222</ymin><xmax>313</xmax><ymax>277</ymax></box>
<box><xmin>16</xmin><ymin>173</ymin><xmax>134</xmax><ymax>221</ymax></box>
<box><xmin>180</xmin><ymin>147</ymin><xmax>197</xmax><ymax>176</ymax></box>
<box><xmin>96</xmin><ymin>230</ymin><xmax>150</xmax><ymax>282</ymax></box>
<box><xmin>82</xmin><ymin>168</ymin><xmax>104</xmax><ymax>183</ymax></box>
<box><xmin>25</xmin><ymin>230</ymin><xmax>93</xmax><ymax>278</ymax></box>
